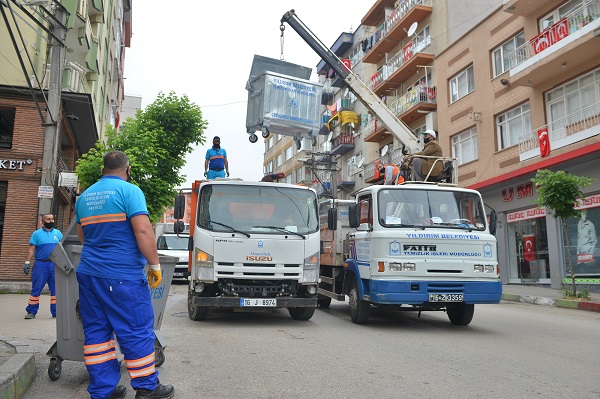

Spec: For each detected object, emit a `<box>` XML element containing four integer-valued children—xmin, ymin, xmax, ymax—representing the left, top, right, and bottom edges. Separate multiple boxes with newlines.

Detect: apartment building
<box><xmin>436</xmin><ymin>0</ymin><xmax>600</xmax><ymax>288</ymax></box>
<box><xmin>0</xmin><ymin>0</ymin><xmax>131</xmax><ymax>282</ymax></box>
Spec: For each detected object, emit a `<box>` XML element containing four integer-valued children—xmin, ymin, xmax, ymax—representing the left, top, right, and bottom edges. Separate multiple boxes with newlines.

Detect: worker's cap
<box><xmin>422</xmin><ymin>130</ymin><xmax>436</xmax><ymax>139</ymax></box>
<box><xmin>213</xmin><ymin>136</ymin><xmax>220</xmax><ymax>141</ymax></box>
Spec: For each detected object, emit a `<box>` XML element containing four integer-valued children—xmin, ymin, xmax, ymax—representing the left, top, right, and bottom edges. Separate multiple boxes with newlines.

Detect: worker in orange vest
<box><xmin>377</xmin><ymin>163</ymin><xmax>404</xmax><ymax>185</ymax></box>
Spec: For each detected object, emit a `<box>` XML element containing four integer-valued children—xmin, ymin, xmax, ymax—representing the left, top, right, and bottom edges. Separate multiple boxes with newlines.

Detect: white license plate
<box><xmin>173</xmin><ymin>272</ymin><xmax>184</xmax><ymax>277</ymax></box>
<box><xmin>429</xmin><ymin>293</ymin><xmax>463</xmax><ymax>302</ymax></box>
<box><xmin>240</xmin><ymin>298</ymin><xmax>277</xmax><ymax>307</ymax></box>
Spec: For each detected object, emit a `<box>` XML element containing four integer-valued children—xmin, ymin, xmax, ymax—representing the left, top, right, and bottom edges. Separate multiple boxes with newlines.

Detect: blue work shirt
<box><xmin>29</xmin><ymin>228</ymin><xmax>63</xmax><ymax>261</ymax></box>
<box><xmin>75</xmin><ymin>175</ymin><xmax>149</xmax><ymax>280</ymax></box>
<box><xmin>205</xmin><ymin>147</ymin><xmax>227</xmax><ymax>170</ymax></box>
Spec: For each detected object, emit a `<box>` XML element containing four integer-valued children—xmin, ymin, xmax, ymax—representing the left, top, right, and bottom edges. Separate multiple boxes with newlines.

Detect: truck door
<box><xmin>352</xmin><ymin>194</ymin><xmax>373</xmax><ymax>279</ymax></box>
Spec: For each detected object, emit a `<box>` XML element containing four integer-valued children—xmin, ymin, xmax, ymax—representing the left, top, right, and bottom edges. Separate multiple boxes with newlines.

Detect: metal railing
<box><xmin>390</xmin><ymin>86</ymin><xmax>437</xmax><ymax>115</ymax></box>
<box><xmin>506</xmin><ymin>0</ymin><xmax>600</xmax><ymax>69</ymax></box>
<box><xmin>518</xmin><ymin>101</ymin><xmax>600</xmax><ymax>155</ymax></box>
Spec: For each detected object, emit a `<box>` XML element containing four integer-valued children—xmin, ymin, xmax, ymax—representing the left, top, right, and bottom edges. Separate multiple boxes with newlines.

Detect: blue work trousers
<box><xmin>76</xmin><ymin>273</ymin><xmax>158</xmax><ymax>399</ymax></box>
<box><xmin>207</xmin><ymin>169</ymin><xmax>226</xmax><ymax>179</ymax></box>
<box><xmin>26</xmin><ymin>260</ymin><xmax>56</xmax><ymax>316</ymax></box>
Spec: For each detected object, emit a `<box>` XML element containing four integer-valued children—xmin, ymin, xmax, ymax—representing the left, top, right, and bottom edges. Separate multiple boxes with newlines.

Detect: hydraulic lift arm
<box><xmin>281</xmin><ymin>9</ymin><xmax>421</xmax><ymax>153</ymax></box>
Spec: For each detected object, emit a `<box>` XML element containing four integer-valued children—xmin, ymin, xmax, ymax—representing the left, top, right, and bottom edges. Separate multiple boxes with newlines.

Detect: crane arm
<box><xmin>281</xmin><ymin>9</ymin><xmax>421</xmax><ymax>154</ymax></box>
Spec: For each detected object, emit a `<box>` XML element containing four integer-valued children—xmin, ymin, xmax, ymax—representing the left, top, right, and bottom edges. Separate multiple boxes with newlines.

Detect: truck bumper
<box><xmin>192</xmin><ymin>297</ymin><xmax>317</xmax><ymax>308</ymax></box>
<box><xmin>368</xmin><ymin>280</ymin><xmax>502</xmax><ymax>305</ymax></box>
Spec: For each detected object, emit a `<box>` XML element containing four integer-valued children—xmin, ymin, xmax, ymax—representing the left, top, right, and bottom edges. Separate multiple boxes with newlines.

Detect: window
<box><xmin>545</xmin><ymin>67</ymin><xmax>600</xmax><ymax>132</ymax></box>
<box><xmin>266</xmin><ymin>161</ymin><xmax>273</xmax><ymax>173</ymax></box>
<box><xmin>0</xmin><ymin>108</ymin><xmax>16</xmax><ymax>149</ymax></box>
<box><xmin>284</xmin><ymin>146</ymin><xmax>293</xmax><ymax>161</ymax></box>
<box><xmin>539</xmin><ymin>0</ymin><xmax>591</xmax><ymax>30</ymax></box>
<box><xmin>492</xmin><ymin>32</ymin><xmax>525</xmax><ymax>77</ymax></box>
<box><xmin>276</xmin><ymin>153</ymin><xmax>283</xmax><ymax>168</ymax></box>
<box><xmin>451</xmin><ymin>126</ymin><xmax>478</xmax><ymax>165</ymax></box>
<box><xmin>496</xmin><ymin>102</ymin><xmax>531</xmax><ymax>150</ymax></box>
<box><xmin>449</xmin><ymin>65</ymin><xmax>474</xmax><ymax>103</ymax></box>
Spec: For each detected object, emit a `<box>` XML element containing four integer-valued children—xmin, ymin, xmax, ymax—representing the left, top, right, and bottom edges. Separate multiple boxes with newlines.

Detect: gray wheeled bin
<box><xmin>47</xmin><ymin>220</ymin><xmax>177</xmax><ymax>381</ymax></box>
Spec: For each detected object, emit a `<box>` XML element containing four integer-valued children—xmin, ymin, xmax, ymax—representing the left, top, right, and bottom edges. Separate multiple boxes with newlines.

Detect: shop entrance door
<box><xmin>507</xmin><ymin>211</ymin><xmax>550</xmax><ymax>282</ymax></box>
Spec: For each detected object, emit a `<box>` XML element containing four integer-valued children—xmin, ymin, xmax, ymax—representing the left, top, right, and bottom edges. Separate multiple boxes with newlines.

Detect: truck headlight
<box><xmin>484</xmin><ymin>265</ymin><xmax>495</xmax><ymax>273</ymax></box>
<box><xmin>303</xmin><ymin>252</ymin><xmax>319</xmax><ymax>283</ymax></box>
<box><xmin>474</xmin><ymin>264</ymin><xmax>484</xmax><ymax>273</ymax></box>
<box><xmin>194</xmin><ymin>249</ymin><xmax>214</xmax><ymax>281</ymax></box>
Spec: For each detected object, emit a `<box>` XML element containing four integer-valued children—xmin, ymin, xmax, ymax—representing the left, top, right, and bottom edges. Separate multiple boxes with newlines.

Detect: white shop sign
<box><xmin>506</xmin><ymin>207</ymin><xmax>546</xmax><ymax>223</ymax></box>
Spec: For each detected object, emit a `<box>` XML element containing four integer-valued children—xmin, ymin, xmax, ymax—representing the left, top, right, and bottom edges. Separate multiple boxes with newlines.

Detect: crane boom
<box><xmin>281</xmin><ymin>9</ymin><xmax>421</xmax><ymax>153</ymax></box>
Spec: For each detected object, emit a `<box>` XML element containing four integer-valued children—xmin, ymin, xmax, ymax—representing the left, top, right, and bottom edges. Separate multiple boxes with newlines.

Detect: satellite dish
<box><xmin>357</xmin><ymin>157</ymin><xmax>364</xmax><ymax>168</ymax></box>
<box><xmin>381</xmin><ymin>145</ymin><xmax>389</xmax><ymax>157</ymax></box>
<box><xmin>406</xmin><ymin>22</ymin><xmax>418</xmax><ymax>37</ymax></box>
<box><xmin>327</xmin><ymin>132</ymin><xmax>333</xmax><ymax>142</ymax></box>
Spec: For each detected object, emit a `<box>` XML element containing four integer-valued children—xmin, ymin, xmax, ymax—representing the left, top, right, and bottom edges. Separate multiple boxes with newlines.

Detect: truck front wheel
<box><xmin>447</xmin><ymin>303</ymin><xmax>474</xmax><ymax>326</ymax></box>
<box><xmin>288</xmin><ymin>306</ymin><xmax>316</xmax><ymax>321</ymax></box>
<box><xmin>188</xmin><ymin>288</ymin><xmax>209</xmax><ymax>321</ymax></box>
<box><xmin>348</xmin><ymin>280</ymin><xmax>370</xmax><ymax>324</ymax></box>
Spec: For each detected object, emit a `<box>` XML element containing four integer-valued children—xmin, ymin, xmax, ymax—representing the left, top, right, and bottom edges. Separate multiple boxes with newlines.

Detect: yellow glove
<box><xmin>148</xmin><ymin>264</ymin><xmax>162</xmax><ymax>289</ymax></box>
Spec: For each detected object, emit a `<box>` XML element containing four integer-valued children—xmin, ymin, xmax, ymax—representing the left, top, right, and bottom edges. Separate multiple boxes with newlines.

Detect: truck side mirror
<box><xmin>173</xmin><ymin>220</ymin><xmax>185</xmax><ymax>234</ymax></box>
<box><xmin>327</xmin><ymin>208</ymin><xmax>337</xmax><ymax>230</ymax></box>
<box><xmin>174</xmin><ymin>195</ymin><xmax>186</xmax><ymax>220</ymax></box>
<box><xmin>348</xmin><ymin>203</ymin><xmax>360</xmax><ymax>229</ymax></box>
<box><xmin>489</xmin><ymin>210</ymin><xmax>497</xmax><ymax>236</ymax></box>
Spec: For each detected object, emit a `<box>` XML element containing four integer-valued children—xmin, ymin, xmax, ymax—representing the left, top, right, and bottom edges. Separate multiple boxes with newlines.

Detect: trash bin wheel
<box><xmin>249</xmin><ymin>133</ymin><xmax>258</xmax><ymax>143</ymax></box>
<box><xmin>261</xmin><ymin>127</ymin><xmax>270</xmax><ymax>138</ymax></box>
<box><xmin>48</xmin><ymin>357</ymin><xmax>62</xmax><ymax>381</ymax></box>
<box><xmin>155</xmin><ymin>347</ymin><xmax>165</xmax><ymax>367</ymax></box>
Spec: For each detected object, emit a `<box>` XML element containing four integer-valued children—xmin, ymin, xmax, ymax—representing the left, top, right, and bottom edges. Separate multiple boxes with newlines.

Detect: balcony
<box><xmin>62</xmin><ymin>61</ymin><xmax>90</xmax><ymax>93</ymax></box>
<box><xmin>518</xmin><ymin>101</ymin><xmax>600</xmax><ymax>161</ymax></box>
<box><xmin>507</xmin><ymin>0</ymin><xmax>600</xmax><ymax>87</ymax></box>
<box><xmin>364</xmin><ymin>159</ymin><xmax>384</xmax><ymax>183</ymax></box>
<box><xmin>363</xmin><ymin>0</ymin><xmax>433</xmax><ymax>64</ymax></box>
<box><xmin>504</xmin><ymin>0</ymin><xmax>554</xmax><ymax>17</ymax></box>
<box><xmin>330</xmin><ymin>134</ymin><xmax>355</xmax><ymax>156</ymax></box>
<box><xmin>337</xmin><ymin>169</ymin><xmax>356</xmax><ymax>189</ymax></box>
<box><xmin>361</xmin><ymin>0</ymin><xmax>396</xmax><ymax>26</ymax></box>
<box><xmin>368</xmin><ymin>37</ymin><xmax>434</xmax><ymax>96</ymax></box>
<box><xmin>391</xmin><ymin>86</ymin><xmax>437</xmax><ymax>123</ymax></box>
<box><xmin>362</xmin><ymin>116</ymin><xmax>392</xmax><ymax>143</ymax></box>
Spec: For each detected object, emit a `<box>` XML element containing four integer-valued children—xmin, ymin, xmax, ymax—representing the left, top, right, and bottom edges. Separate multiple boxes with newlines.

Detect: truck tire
<box><xmin>447</xmin><ymin>303</ymin><xmax>474</xmax><ymax>326</ymax></box>
<box><xmin>288</xmin><ymin>306</ymin><xmax>316</xmax><ymax>321</ymax></box>
<box><xmin>317</xmin><ymin>297</ymin><xmax>332</xmax><ymax>309</ymax></box>
<box><xmin>348</xmin><ymin>280</ymin><xmax>370</xmax><ymax>324</ymax></box>
<box><xmin>188</xmin><ymin>289</ymin><xmax>208</xmax><ymax>321</ymax></box>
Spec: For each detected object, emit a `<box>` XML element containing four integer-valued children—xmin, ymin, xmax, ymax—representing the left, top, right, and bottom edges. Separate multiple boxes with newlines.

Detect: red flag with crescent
<box><xmin>538</xmin><ymin>128</ymin><xmax>550</xmax><ymax>157</ymax></box>
<box><xmin>523</xmin><ymin>234</ymin><xmax>536</xmax><ymax>261</ymax></box>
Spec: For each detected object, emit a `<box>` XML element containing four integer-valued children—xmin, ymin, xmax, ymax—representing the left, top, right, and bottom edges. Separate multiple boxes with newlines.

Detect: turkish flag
<box><xmin>538</xmin><ymin>128</ymin><xmax>550</xmax><ymax>157</ymax></box>
<box><xmin>523</xmin><ymin>235</ymin><xmax>536</xmax><ymax>261</ymax></box>
<box><xmin>341</xmin><ymin>58</ymin><xmax>352</xmax><ymax>71</ymax></box>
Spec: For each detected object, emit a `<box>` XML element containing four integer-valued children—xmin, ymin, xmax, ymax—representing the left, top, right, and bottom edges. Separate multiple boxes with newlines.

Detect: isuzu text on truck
<box><xmin>173</xmin><ymin>179</ymin><xmax>320</xmax><ymax>321</ymax></box>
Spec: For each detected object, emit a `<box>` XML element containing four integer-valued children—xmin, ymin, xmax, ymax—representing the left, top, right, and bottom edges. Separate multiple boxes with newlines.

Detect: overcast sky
<box><xmin>123</xmin><ymin>1</ymin><xmax>371</xmax><ymax>188</ymax></box>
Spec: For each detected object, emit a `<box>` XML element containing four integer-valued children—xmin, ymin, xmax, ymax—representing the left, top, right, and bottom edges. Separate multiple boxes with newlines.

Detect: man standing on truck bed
<box><xmin>204</xmin><ymin>136</ymin><xmax>229</xmax><ymax>179</ymax></box>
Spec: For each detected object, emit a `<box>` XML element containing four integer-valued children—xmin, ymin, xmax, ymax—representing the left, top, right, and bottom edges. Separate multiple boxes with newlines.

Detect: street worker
<box><xmin>75</xmin><ymin>151</ymin><xmax>174</xmax><ymax>399</ymax></box>
<box><xmin>23</xmin><ymin>212</ymin><xmax>62</xmax><ymax>319</ymax></box>
<box><xmin>204</xmin><ymin>135</ymin><xmax>229</xmax><ymax>179</ymax></box>
<box><xmin>377</xmin><ymin>163</ymin><xmax>404</xmax><ymax>185</ymax></box>
<box><xmin>404</xmin><ymin>130</ymin><xmax>443</xmax><ymax>181</ymax></box>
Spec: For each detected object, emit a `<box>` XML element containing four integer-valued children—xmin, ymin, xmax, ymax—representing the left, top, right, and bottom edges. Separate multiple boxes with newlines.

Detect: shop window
<box><xmin>506</xmin><ymin>208</ymin><xmax>550</xmax><ymax>281</ymax></box>
<box><xmin>0</xmin><ymin>108</ymin><xmax>16</xmax><ymax>149</ymax></box>
<box><xmin>564</xmin><ymin>202</ymin><xmax>600</xmax><ymax>277</ymax></box>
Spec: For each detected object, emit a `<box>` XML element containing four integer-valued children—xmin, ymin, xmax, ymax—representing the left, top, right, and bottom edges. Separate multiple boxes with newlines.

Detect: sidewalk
<box><xmin>1</xmin><ymin>284</ymin><xmax>600</xmax><ymax>398</ymax></box>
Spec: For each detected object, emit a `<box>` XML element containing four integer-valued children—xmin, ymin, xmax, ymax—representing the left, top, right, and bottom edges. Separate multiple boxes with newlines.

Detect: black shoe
<box><xmin>24</xmin><ymin>313</ymin><xmax>35</xmax><ymax>319</ymax></box>
<box><xmin>108</xmin><ymin>385</ymin><xmax>127</xmax><ymax>399</ymax></box>
<box><xmin>135</xmin><ymin>384</ymin><xmax>175</xmax><ymax>398</ymax></box>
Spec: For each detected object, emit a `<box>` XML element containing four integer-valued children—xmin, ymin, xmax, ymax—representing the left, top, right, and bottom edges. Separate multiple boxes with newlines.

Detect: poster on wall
<box><xmin>567</xmin><ymin>195</ymin><xmax>600</xmax><ymax>275</ymax></box>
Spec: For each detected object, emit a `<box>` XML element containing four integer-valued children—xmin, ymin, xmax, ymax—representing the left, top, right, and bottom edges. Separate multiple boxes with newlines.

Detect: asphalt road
<box><xmin>14</xmin><ymin>283</ymin><xmax>600</xmax><ymax>399</ymax></box>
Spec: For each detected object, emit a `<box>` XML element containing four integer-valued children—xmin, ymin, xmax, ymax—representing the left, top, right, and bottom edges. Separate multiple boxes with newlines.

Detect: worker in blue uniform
<box><xmin>75</xmin><ymin>151</ymin><xmax>175</xmax><ymax>399</ymax></box>
<box><xmin>23</xmin><ymin>213</ymin><xmax>62</xmax><ymax>319</ymax></box>
<box><xmin>204</xmin><ymin>135</ymin><xmax>229</xmax><ymax>179</ymax></box>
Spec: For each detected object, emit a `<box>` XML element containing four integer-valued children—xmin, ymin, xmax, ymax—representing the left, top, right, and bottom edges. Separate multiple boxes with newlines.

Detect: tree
<box><xmin>76</xmin><ymin>92</ymin><xmax>207</xmax><ymax>222</ymax></box>
<box><xmin>531</xmin><ymin>170</ymin><xmax>594</xmax><ymax>296</ymax></box>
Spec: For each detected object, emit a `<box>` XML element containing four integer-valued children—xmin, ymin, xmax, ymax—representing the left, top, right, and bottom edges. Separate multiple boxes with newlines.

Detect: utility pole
<box><xmin>39</xmin><ymin>3</ymin><xmax>67</xmax><ymax>216</ymax></box>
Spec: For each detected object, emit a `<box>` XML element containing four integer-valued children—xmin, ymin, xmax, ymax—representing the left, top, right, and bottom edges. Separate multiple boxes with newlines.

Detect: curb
<box><xmin>502</xmin><ymin>293</ymin><xmax>600</xmax><ymax>313</ymax></box>
<box><xmin>0</xmin><ymin>341</ymin><xmax>35</xmax><ymax>399</ymax></box>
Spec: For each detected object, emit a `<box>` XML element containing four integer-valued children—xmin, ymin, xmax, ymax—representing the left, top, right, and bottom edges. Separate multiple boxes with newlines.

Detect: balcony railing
<box><xmin>390</xmin><ymin>86</ymin><xmax>437</xmax><ymax>115</ymax></box>
<box><xmin>507</xmin><ymin>0</ymin><xmax>600</xmax><ymax>69</ymax></box>
<box><xmin>386</xmin><ymin>0</ymin><xmax>430</xmax><ymax>32</ymax></box>
<box><xmin>518</xmin><ymin>101</ymin><xmax>600</xmax><ymax>160</ymax></box>
<box><xmin>63</xmin><ymin>61</ymin><xmax>90</xmax><ymax>93</ymax></box>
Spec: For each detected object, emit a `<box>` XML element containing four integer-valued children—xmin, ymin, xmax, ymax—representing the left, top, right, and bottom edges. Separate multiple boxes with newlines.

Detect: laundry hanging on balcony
<box><xmin>327</xmin><ymin>111</ymin><xmax>358</xmax><ymax>132</ymax></box>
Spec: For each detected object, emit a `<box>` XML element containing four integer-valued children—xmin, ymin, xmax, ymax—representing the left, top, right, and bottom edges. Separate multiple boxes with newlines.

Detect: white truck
<box><xmin>282</xmin><ymin>11</ymin><xmax>502</xmax><ymax>325</ymax></box>
<box><xmin>154</xmin><ymin>223</ymin><xmax>190</xmax><ymax>282</ymax></box>
<box><xmin>173</xmin><ymin>178</ymin><xmax>320</xmax><ymax>321</ymax></box>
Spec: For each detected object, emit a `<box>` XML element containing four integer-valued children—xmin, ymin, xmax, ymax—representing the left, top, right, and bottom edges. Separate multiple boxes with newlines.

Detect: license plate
<box><xmin>429</xmin><ymin>293</ymin><xmax>463</xmax><ymax>302</ymax></box>
<box><xmin>240</xmin><ymin>298</ymin><xmax>277</xmax><ymax>307</ymax></box>
<box><xmin>173</xmin><ymin>272</ymin><xmax>183</xmax><ymax>277</ymax></box>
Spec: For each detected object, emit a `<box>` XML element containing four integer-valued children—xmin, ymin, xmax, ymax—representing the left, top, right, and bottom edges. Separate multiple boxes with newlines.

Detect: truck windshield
<box><xmin>197</xmin><ymin>185</ymin><xmax>319</xmax><ymax>235</ymax></box>
<box><xmin>157</xmin><ymin>235</ymin><xmax>189</xmax><ymax>250</ymax></box>
<box><xmin>378</xmin><ymin>189</ymin><xmax>486</xmax><ymax>231</ymax></box>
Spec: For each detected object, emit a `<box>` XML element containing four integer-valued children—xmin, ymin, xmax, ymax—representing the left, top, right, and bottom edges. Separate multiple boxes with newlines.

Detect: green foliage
<box><xmin>560</xmin><ymin>285</ymin><xmax>591</xmax><ymax>300</ymax></box>
<box><xmin>531</xmin><ymin>169</ymin><xmax>594</xmax><ymax>219</ymax></box>
<box><xmin>76</xmin><ymin>92</ymin><xmax>207</xmax><ymax>222</ymax></box>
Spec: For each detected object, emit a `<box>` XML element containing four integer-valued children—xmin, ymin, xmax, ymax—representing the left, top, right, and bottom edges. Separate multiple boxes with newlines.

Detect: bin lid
<box><xmin>248</xmin><ymin>54</ymin><xmax>312</xmax><ymax>83</ymax></box>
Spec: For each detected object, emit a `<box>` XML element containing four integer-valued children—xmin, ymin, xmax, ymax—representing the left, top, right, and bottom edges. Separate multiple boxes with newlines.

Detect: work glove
<box><xmin>204</xmin><ymin>170</ymin><xmax>208</xmax><ymax>177</ymax></box>
<box><xmin>147</xmin><ymin>264</ymin><xmax>162</xmax><ymax>289</ymax></box>
<box><xmin>226</xmin><ymin>170</ymin><xmax>230</xmax><ymax>177</ymax></box>
<box><xmin>23</xmin><ymin>261</ymin><xmax>30</xmax><ymax>276</ymax></box>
